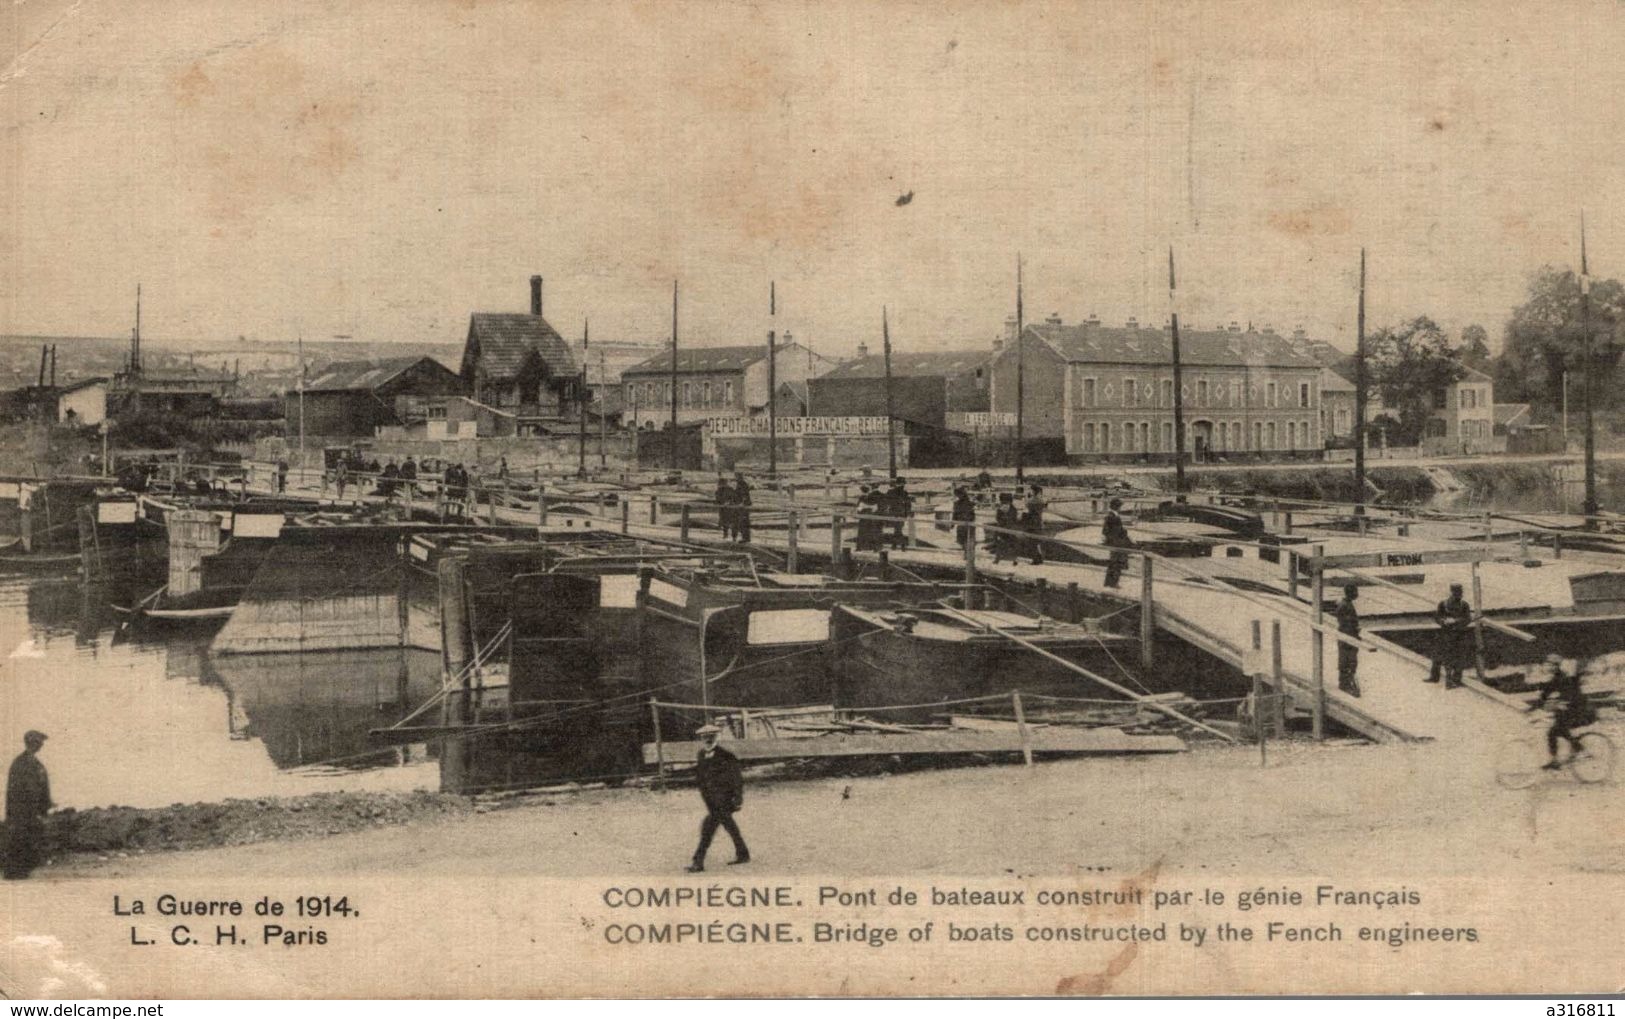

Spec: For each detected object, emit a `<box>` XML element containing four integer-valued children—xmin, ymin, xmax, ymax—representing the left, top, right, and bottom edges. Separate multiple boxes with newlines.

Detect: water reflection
<box><xmin>0</xmin><ymin>577</ymin><xmax>436</xmax><ymax>810</ymax></box>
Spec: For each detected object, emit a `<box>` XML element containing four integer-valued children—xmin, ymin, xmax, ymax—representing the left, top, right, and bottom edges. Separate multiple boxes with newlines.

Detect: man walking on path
<box><xmin>1334</xmin><ymin>584</ymin><xmax>1362</xmax><ymax>697</ymax></box>
<box><xmin>1430</xmin><ymin>583</ymin><xmax>1472</xmax><ymax>688</ymax></box>
<box><xmin>1102</xmin><ymin>498</ymin><xmax>1134</xmax><ymax>588</ymax></box>
<box><xmin>686</xmin><ymin>725</ymin><xmax>749</xmax><ymax>872</ymax></box>
<box><xmin>4</xmin><ymin>730</ymin><xmax>52</xmax><ymax>880</ymax></box>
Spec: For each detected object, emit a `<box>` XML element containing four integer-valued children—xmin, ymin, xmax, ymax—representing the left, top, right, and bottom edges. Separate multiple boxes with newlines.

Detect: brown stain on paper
<box><xmin>1052</xmin><ymin>858</ymin><xmax>1164</xmax><ymax>995</ymax></box>
<box><xmin>167</xmin><ymin>45</ymin><xmax>363</xmax><ymax>230</ymax></box>
<box><xmin>1265</xmin><ymin>200</ymin><xmax>1352</xmax><ymax>238</ymax></box>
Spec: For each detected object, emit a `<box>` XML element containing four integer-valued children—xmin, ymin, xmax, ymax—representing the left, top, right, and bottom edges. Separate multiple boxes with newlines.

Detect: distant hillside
<box><xmin>0</xmin><ymin>334</ymin><xmax>462</xmax><ymax>389</ymax></box>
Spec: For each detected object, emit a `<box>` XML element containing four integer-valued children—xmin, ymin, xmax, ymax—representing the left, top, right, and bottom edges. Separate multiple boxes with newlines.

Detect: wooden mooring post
<box><xmin>1139</xmin><ymin>555</ymin><xmax>1155</xmax><ymax>672</ymax></box>
<box><xmin>679</xmin><ymin>504</ymin><xmax>691</xmax><ymax>543</ymax></box>
<box><xmin>1271</xmin><ymin>618</ymin><xmax>1287</xmax><ymax>739</ymax></box>
<box><xmin>1470</xmin><ymin>562</ymin><xmax>1489</xmax><ymax>685</ymax></box>
<box><xmin>787</xmin><ymin>510</ymin><xmax>800</xmax><ymax>572</ymax></box>
<box><xmin>621</xmin><ymin>499</ymin><xmax>630</xmax><ymax>534</ymax></box>
<box><xmin>650</xmin><ymin>698</ymin><xmax>666</xmax><ymax>789</ymax></box>
<box><xmin>831</xmin><ymin>514</ymin><xmax>845</xmax><ymax>572</ymax></box>
<box><xmin>1012</xmin><ymin>691</ymin><xmax>1033</xmax><ymax>768</ymax></box>
<box><xmin>1310</xmin><ymin>544</ymin><xmax>1325</xmax><ymax>740</ymax></box>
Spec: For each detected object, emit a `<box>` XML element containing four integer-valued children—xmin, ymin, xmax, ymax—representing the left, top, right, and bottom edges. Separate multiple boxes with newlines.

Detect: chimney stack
<box><xmin>856</xmin><ymin>341</ymin><xmax>870</xmax><ymax>358</ymax></box>
<box><xmin>1045</xmin><ymin>312</ymin><xmax>1063</xmax><ymax>326</ymax></box>
<box><xmin>1004</xmin><ymin>315</ymin><xmax>1019</xmax><ymax>344</ymax></box>
<box><xmin>1125</xmin><ymin>316</ymin><xmax>1139</xmax><ymax>329</ymax></box>
<box><xmin>530</xmin><ymin>275</ymin><xmax>544</xmax><ymax>317</ymax></box>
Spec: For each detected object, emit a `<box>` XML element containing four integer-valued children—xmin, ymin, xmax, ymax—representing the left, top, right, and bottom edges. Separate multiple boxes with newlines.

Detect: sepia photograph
<box><xmin>1</xmin><ymin>0</ymin><xmax>1622</xmax><ymax>1000</ymax></box>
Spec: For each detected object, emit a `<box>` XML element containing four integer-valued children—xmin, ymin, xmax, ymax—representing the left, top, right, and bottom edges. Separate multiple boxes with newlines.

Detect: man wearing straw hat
<box><xmin>686</xmin><ymin>724</ymin><xmax>749</xmax><ymax>872</ymax></box>
<box><xmin>4</xmin><ymin>730</ymin><xmax>53</xmax><ymax>880</ymax></box>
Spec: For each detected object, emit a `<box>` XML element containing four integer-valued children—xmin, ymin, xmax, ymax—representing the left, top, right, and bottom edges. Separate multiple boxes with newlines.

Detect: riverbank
<box><xmin>6</xmin><ymin>789</ymin><xmax>482</xmax><ymax>865</ymax></box>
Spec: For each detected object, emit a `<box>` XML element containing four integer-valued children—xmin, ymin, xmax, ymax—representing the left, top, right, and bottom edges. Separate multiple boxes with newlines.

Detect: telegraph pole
<box><xmin>297</xmin><ymin>330</ymin><xmax>305</xmax><ymax>471</ymax></box>
<box><xmin>669</xmin><ymin>280</ymin><xmax>679</xmax><ymax>471</ymax></box>
<box><xmin>883</xmin><ymin>306</ymin><xmax>897</xmax><ymax>479</ymax></box>
<box><xmin>1355</xmin><ymin>248</ymin><xmax>1367</xmax><ymax>514</ymax></box>
<box><xmin>1014</xmin><ymin>254</ymin><xmax>1025</xmax><ymax>484</ymax></box>
<box><xmin>767</xmin><ymin>281</ymin><xmax>777</xmax><ymax>479</ymax></box>
<box><xmin>1581</xmin><ymin>213</ymin><xmax>1598</xmax><ymax>527</ymax></box>
<box><xmin>578</xmin><ymin>318</ymin><xmax>589</xmax><ymax>476</ymax></box>
<box><xmin>1169</xmin><ymin>247</ymin><xmax>1186</xmax><ymax>495</ymax></box>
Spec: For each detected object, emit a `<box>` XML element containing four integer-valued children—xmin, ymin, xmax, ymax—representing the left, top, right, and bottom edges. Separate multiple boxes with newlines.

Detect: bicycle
<box><xmin>1496</xmin><ymin>714</ymin><xmax>1616</xmax><ymax>789</ymax></box>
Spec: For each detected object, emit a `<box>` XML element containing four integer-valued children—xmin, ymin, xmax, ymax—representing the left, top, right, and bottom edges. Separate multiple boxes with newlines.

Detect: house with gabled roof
<box><xmin>459</xmin><ymin>275</ymin><xmax>582</xmax><ymax>424</ymax></box>
<box><xmin>619</xmin><ymin>337</ymin><xmax>833</xmax><ymax>429</ymax></box>
<box><xmin>990</xmin><ymin>316</ymin><xmax>1327</xmax><ymax>461</ymax></box>
<box><xmin>289</xmin><ymin>355</ymin><xmax>465</xmax><ymax>438</ymax></box>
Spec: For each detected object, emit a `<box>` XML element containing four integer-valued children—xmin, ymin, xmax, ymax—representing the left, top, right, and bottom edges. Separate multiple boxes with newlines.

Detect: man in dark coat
<box><xmin>855</xmin><ymin>484</ymin><xmax>882</xmax><ymax>551</ymax></box>
<box><xmin>1334</xmin><ymin>584</ymin><xmax>1362</xmax><ymax>697</ymax></box>
<box><xmin>732</xmin><ymin>473</ymin><xmax>753</xmax><ymax>543</ymax></box>
<box><xmin>1430</xmin><ymin>583</ymin><xmax>1472</xmax><ymax>688</ymax></box>
<box><xmin>1022</xmin><ymin>484</ymin><xmax>1047</xmax><ymax>565</ymax></box>
<box><xmin>275</xmin><ymin>458</ymin><xmax>289</xmax><ymax>493</ymax></box>
<box><xmin>951</xmin><ymin>486</ymin><xmax>978</xmax><ymax>554</ymax></box>
<box><xmin>1102</xmin><ymin>498</ymin><xmax>1134</xmax><ymax>588</ymax></box>
<box><xmin>686</xmin><ymin>725</ymin><xmax>749</xmax><ymax>872</ymax></box>
<box><xmin>991</xmin><ymin>491</ymin><xmax>1019</xmax><ymax>563</ymax></box>
<box><xmin>4</xmin><ymin>730</ymin><xmax>52</xmax><ymax>880</ymax></box>
<box><xmin>1529</xmin><ymin>655</ymin><xmax>1596</xmax><ymax>769</ymax></box>
<box><xmin>887</xmin><ymin>478</ymin><xmax>914</xmax><ymax>549</ymax></box>
<box><xmin>714</xmin><ymin>475</ymin><xmax>735</xmax><ymax>540</ymax></box>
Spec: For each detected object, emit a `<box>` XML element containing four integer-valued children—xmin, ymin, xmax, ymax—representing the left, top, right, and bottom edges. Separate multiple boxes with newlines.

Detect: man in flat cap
<box><xmin>5</xmin><ymin>730</ymin><xmax>53</xmax><ymax>880</ymax></box>
<box><xmin>686</xmin><ymin>724</ymin><xmax>749</xmax><ymax>872</ymax></box>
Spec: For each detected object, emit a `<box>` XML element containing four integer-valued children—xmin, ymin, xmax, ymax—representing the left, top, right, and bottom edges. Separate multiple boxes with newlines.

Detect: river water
<box><xmin>0</xmin><ymin>576</ymin><xmax>439</xmax><ymax>810</ymax></box>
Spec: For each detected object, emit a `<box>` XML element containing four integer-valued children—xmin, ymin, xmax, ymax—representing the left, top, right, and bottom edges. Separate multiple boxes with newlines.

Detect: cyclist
<box><xmin>1527</xmin><ymin>654</ymin><xmax>1598</xmax><ymax>770</ymax></box>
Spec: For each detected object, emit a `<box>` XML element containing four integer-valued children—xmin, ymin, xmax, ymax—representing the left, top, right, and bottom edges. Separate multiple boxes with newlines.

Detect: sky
<box><xmin>3</xmin><ymin>0</ymin><xmax>1625</xmax><ymax>357</ymax></box>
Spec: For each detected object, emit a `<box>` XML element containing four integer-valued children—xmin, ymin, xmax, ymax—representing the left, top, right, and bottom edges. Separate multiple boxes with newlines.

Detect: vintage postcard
<box><xmin>2</xmin><ymin>0</ymin><xmax>1623</xmax><ymax>999</ymax></box>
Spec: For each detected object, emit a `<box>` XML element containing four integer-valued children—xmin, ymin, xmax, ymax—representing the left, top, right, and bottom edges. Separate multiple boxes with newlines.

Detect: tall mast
<box><xmin>767</xmin><ymin>281</ymin><xmax>777</xmax><ymax>479</ymax></box>
<box><xmin>1581</xmin><ymin>212</ymin><xmax>1598</xmax><ymax>526</ymax></box>
<box><xmin>132</xmin><ymin>283</ymin><xmax>142</xmax><ymax>375</ymax></box>
<box><xmin>1014</xmin><ymin>254</ymin><xmax>1025</xmax><ymax>484</ymax></box>
<box><xmin>669</xmin><ymin>280</ymin><xmax>679</xmax><ymax>470</ymax></box>
<box><xmin>1170</xmin><ymin>247</ymin><xmax>1186</xmax><ymax>495</ymax></box>
<box><xmin>1354</xmin><ymin>248</ymin><xmax>1367</xmax><ymax>513</ymax></box>
<box><xmin>297</xmin><ymin>330</ymin><xmax>305</xmax><ymax>470</ymax></box>
<box><xmin>599</xmin><ymin>348</ymin><xmax>608</xmax><ymax>469</ymax></box>
<box><xmin>578</xmin><ymin>318</ymin><xmax>589</xmax><ymax>476</ymax></box>
<box><xmin>883</xmin><ymin>306</ymin><xmax>897</xmax><ymax>479</ymax></box>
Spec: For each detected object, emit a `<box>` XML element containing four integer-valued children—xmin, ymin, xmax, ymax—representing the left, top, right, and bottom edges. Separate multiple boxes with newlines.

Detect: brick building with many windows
<box><xmin>620</xmin><ymin>339</ymin><xmax>833</xmax><ymax>429</ymax></box>
<box><xmin>989</xmin><ymin>318</ymin><xmax>1327</xmax><ymax>461</ymax></box>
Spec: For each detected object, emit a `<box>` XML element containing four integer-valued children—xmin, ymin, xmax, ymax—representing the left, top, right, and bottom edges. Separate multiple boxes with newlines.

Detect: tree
<box><xmin>1459</xmin><ymin>324</ymin><xmax>1491</xmax><ymax>372</ymax></box>
<box><xmin>1366</xmin><ymin>316</ymin><xmax>1465</xmax><ymax>445</ymax></box>
<box><xmin>1498</xmin><ymin>265</ymin><xmax>1625</xmax><ymax>409</ymax></box>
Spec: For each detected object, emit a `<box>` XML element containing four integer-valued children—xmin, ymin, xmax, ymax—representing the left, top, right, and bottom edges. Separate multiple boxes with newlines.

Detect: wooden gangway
<box><xmin>183</xmin><ymin>464</ymin><xmax>1538</xmax><ymax>743</ymax></box>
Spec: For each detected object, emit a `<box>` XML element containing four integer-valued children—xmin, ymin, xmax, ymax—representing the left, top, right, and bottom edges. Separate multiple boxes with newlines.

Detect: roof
<box><xmin>305</xmin><ymin>357</ymin><xmax>442</xmax><ymax>392</ymax></box>
<box><xmin>1494</xmin><ymin>403</ymin><xmax>1531</xmax><ymax>428</ymax></box>
<box><xmin>468</xmin><ymin>313</ymin><xmax>576</xmax><ymax>380</ymax></box>
<box><xmin>1318</xmin><ymin>367</ymin><xmax>1356</xmax><ymax>393</ymax></box>
<box><xmin>1027</xmin><ymin>323</ymin><xmax>1322</xmax><ymax>369</ymax></box>
<box><xmin>820</xmin><ymin>350</ymin><xmax>991</xmax><ymax>380</ymax></box>
<box><xmin>58</xmin><ymin>376</ymin><xmax>109</xmax><ymax>394</ymax></box>
<box><xmin>1457</xmin><ymin>363</ymin><xmax>1493</xmax><ymax>382</ymax></box>
<box><xmin>622</xmin><ymin>344</ymin><xmax>767</xmax><ymax>376</ymax></box>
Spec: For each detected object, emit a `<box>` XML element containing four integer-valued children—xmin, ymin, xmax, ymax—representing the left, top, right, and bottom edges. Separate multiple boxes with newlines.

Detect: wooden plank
<box><xmin>643</xmin><ymin>729</ymin><xmax>1185</xmax><ymax>765</ymax></box>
